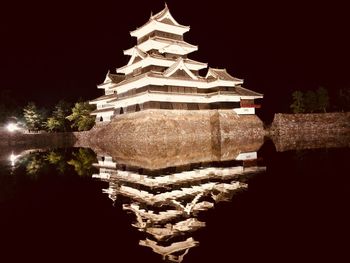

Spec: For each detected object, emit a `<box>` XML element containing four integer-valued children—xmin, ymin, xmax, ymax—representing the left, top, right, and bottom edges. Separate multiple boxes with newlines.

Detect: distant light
<box><xmin>7</xmin><ymin>123</ymin><xmax>18</xmax><ymax>132</ymax></box>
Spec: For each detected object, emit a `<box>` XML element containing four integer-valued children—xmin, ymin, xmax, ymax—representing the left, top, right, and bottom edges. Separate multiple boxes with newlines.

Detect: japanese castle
<box><xmin>90</xmin><ymin>4</ymin><xmax>263</xmax><ymax>123</ymax></box>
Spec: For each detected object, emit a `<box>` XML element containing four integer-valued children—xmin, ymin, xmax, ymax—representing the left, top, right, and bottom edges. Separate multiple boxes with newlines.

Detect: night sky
<box><xmin>1</xmin><ymin>0</ymin><xmax>349</xmax><ymax>120</ymax></box>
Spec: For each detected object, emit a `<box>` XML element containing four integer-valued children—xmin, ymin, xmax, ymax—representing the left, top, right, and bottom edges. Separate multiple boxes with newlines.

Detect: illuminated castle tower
<box><xmin>90</xmin><ymin>4</ymin><xmax>263</xmax><ymax>123</ymax></box>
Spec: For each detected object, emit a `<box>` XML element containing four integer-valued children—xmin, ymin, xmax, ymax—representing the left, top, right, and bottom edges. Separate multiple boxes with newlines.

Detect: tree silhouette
<box><xmin>290</xmin><ymin>90</ymin><xmax>305</xmax><ymax>113</ymax></box>
<box><xmin>304</xmin><ymin>90</ymin><xmax>318</xmax><ymax>113</ymax></box>
<box><xmin>337</xmin><ymin>88</ymin><xmax>350</xmax><ymax>111</ymax></box>
<box><xmin>316</xmin><ymin>86</ymin><xmax>329</xmax><ymax>112</ymax></box>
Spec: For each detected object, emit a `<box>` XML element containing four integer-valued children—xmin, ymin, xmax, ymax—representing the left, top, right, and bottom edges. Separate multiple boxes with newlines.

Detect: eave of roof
<box><xmin>89</xmin><ymin>93</ymin><xmax>117</xmax><ymax>103</ymax></box>
<box><xmin>123</xmin><ymin>37</ymin><xmax>197</xmax><ymax>55</ymax></box>
<box><xmin>235</xmin><ymin>86</ymin><xmax>263</xmax><ymax>97</ymax></box>
<box><xmin>90</xmin><ymin>107</ymin><xmax>115</xmax><ymax>115</ymax></box>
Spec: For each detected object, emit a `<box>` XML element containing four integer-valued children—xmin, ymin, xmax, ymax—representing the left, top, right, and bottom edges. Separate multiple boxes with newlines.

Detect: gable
<box><xmin>127</xmin><ymin>48</ymin><xmax>147</xmax><ymax>66</ymax></box>
<box><xmin>164</xmin><ymin>58</ymin><xmax>198</xmax><ymax>80</ymax></box>
<box><xmin>205</xmin><ymin>69</ymin><xmax>218</xmax><ymax>79</ymax></box>
<box><xmin>103</xmin><ymin>70</ymin><xmax>112</xmax><ymax>83</ymax></box>
<box><xmin>157</xmin><ymin>11</ymin><xmax>180</xmax><ymax>26</ymax></box>
<box><xmin>153</xmin><ymin>4</ymin><xmax>181</xmax><ymax>26</ymax></box>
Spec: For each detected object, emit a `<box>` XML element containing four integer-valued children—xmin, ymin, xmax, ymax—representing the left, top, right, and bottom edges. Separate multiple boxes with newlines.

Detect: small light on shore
<box><xmin>7</xmin><ymin>123</ymin><xmax>18</xmax><ymax>132</ymax></box>
<box><xmin>9</xmin><ymin>153</ymin><xmax>20</xmax><ymax>166</ymax></box>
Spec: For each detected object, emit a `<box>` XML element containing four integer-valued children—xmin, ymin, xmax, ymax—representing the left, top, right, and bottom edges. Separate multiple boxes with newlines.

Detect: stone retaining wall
<box><xmin>269</xmin><ymin>112</ymin><xmax>350</xmax><ymax>136</ymax></box>
<box><xmin>268</xmin><ymin>112</ymin><xmax>350</xmax><ymax>151</ymax></box>
<box><xmin>74</xmin><ymin>109</ymin><xmax>265</xmax><ymax>147</ymax></box>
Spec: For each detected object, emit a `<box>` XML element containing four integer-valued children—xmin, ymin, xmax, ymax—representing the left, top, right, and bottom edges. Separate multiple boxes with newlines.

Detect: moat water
<box><xmin>0</xmin><ymin>139</ymin><xmax>349</xmax><ymax>262</ymax></box>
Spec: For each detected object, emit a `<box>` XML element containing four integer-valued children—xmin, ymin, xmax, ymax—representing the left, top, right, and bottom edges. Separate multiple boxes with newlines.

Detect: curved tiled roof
<box><xmin>130</xmin><ymin>4</ymin><xmax>189</xmax><ymax>36</ymax></box>
<box><xmin>108</xmin><ymin>73</ymin><xmax>125</xmax><ymax>84</ymax></box>
<box><xmin>234</xmin><ymin>85</ymin><xmax>263</xmax><ymax>97</ymax></box>
<box><xmin>89</xmin><ymin>93</ymin><xmax>117</xmax><ymax>103</ymax></box>
<box><xmin>206</xmin><ymin>68</ymin><xmax>243</xmax><ymax>82</ymax></box>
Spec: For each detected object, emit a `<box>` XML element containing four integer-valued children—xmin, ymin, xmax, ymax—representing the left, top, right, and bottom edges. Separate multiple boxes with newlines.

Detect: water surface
<box><xmin>0</xmin><ymin>139</ymin><xmax>349</xmax><ymax>262</ymax></box>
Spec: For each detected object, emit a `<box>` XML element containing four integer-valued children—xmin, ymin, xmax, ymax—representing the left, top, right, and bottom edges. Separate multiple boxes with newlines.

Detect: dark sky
<box><xmin>1</xmin><ymin>0</ymin><xmax>349</xmax><ymax>119</ymax></box>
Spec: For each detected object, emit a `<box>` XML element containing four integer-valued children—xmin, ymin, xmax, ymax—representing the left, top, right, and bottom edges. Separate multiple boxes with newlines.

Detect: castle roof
<box><xmin>117</xmin><ymin>53</ymin><xmax>207</xmax><ymax>74</ymax></box>
<box><xmin>206</xmin><ymin>68</ymin><xmax>243</xmax><ymax>82</ymax></box>
<box><xmin>108</xmin><ymin>73</ymin><xmax>125</xmax><ymax>83</ymax></box>
<box><xmin>124</xmin><ymin>37</ymin><xmax>197</xmax><ymax>56</ymax></box>
<box><xmin>90</xmin><ymin>107</ymin><xmax>115</xmax><ymax>115</ymax></box>
<box><xmin>130</xmin><ymin>4</ymin><xmax>190</xmax><ymax>38</ymax></box>
<box><xmin>89</xmin><ymin>93</ymin><xmax>117</xmax><ymax>104</ymax></box>
<box><xmin>234</xmin><ymin>85</ymin><xmax>263</xmax><ymax>97</ymax></box>
<box><xmin>150</xmin><ymin>3</ymin><xmax>180</xmax><ymax>26</ymax></box>
<box><xmin>97</xmin><ymin>72</ymin><xmax>125</xmax><ymax>89</ymax></box>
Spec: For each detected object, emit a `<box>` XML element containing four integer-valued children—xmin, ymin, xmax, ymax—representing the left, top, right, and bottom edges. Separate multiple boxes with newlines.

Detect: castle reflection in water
<box><xmin>92</xmin><ymin>142</ymin><xmax>266</xmax><ymax>262</ymax></box>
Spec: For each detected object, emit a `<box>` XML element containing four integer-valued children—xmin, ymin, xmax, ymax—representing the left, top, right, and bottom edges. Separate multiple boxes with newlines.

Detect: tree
<box><xmin>23</xmin><ymin>102</ymin><xmax>44</xmax><ymax>131</ymax></box>
<box><xmin>66</xmin><ymin>102</ymin><xmax>95</xmax><ymax>131</ymax></box>
<box><xmin>316</xmin><ymin>86</ymin><xmax>329</xmax><ymax>112</ymax></box>
<box><xmin>337</xmin><ymin>88</ymin><xmax>350</xmax><ymax>111</ymax></box>
<box><xmin>46</xmin><ymin>117</ymin><xmax>61</xmax><ymax>132</ymax></box>
<box><xmin>46</xmin><ymin>100</ymin><xmax>72</xmax><ymax>132</ymax></box>
<box><xmin>290</xmin><ymin>90</ymin><xmax>305</xmax><ymax>113</ymax></box>
<box><xmin>304</xmin><ymin>90</ymin><xmax>318</xmax><ymax>113</ymax></box>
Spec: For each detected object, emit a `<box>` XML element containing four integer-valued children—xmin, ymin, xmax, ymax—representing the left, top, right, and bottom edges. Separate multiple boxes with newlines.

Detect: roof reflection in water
<box><xmin>92</xmin><ymin>138</ymin><xmax>266</xmax><ymax>262</ymax></box>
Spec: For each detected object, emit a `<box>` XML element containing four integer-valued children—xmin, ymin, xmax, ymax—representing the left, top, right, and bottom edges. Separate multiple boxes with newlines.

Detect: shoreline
<box><xmin>1</xmin><ymin>111</ymin><xmax>349</xmax><ymax>151</ymax></box>
<box><xmin>0</xmin><ymin>131</ymin><xmax>76</xmax><ymax>147</ymax></box>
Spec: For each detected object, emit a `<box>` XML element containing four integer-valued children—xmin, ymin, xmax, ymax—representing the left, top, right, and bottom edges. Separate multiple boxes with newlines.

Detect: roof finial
<box><xmin>150</xmin><ymin>10</ymin><xmax>153</xmax><ymax>17</ymax></box>
<box><xmin>164</xmin><ymin>2</ymin><xmax>168</xmax><ymax>9</ymax></box>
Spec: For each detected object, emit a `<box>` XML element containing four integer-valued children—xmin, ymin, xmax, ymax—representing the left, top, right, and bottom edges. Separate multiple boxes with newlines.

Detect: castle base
<box><xmin>89</xmin><ymin>109</ymin><xmax>263</xmax><ymax>141</ymax></box>
<box><xmin>75</xmin><ymin>109</ymin><xmax>265</xmax><ymax>169</ymax></box>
